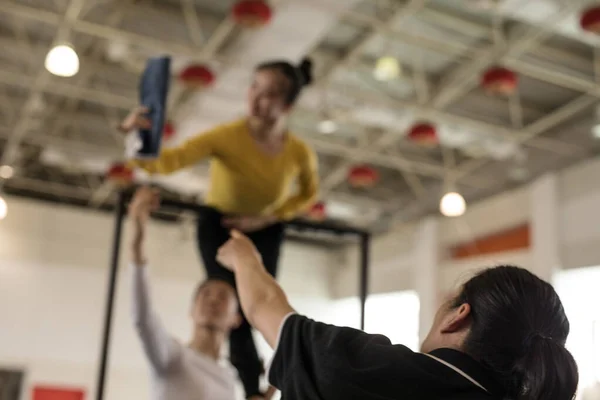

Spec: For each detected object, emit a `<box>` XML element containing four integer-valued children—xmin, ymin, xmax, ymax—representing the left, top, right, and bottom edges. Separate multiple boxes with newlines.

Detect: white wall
<box><xmin>0</xmin><ymin>197</ymin><xmax>335</xmax><ymax>400</ymax></box>
<box><xmin>555</xmin><ymin>265</ymin><xmax>600</xmax><ymax>396</ymax></box>
<box><xmin>330</xmin><ymin>224</ymin><xmax>415</xmax><ymax>298</ymax></box>
<box><xmin>439</xmin><ymin>186</ymin><xmax>530</xmax><ymax>248</ymax></box>
<box><xmin>366</xmin><ymin>157</ymin><xmax>600</xmax><ymax>299</ymax></box>
<box><xmin>559</xmin><ymin>158</ymin><xmax>600</xmax><ymax>270</ymax></box>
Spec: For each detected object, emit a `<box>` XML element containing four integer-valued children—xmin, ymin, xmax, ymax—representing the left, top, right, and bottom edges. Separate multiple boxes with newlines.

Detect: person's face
<box><xmin>420</xmin><ymin>292</ymin><xmax>472</xmax><ymax>353</ymax></box>
<box><xmin>247</xmin><ymin>68</ymin><xmax>291</xmax><ymax>121</ymax></box>
<box><xmin>191</xmin><ymin>280</ymin><xmax>240</xmax><ymax>332</ymax></box>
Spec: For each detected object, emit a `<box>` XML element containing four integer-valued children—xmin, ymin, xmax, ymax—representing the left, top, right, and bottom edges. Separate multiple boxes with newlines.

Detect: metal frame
<box><xmin>0</xmin><ymin>0</ymin><xmax>598</xmax><ymax>228</ymax></box>
<box><xmin>96</xmin><ymin>192</ymin><xmax>372</xmax><ymax>400</ymax></box>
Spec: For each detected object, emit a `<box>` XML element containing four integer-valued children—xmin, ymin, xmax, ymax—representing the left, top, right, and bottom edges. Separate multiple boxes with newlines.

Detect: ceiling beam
<box><xmin>428</xmin><ymin>1</ymin><xmax>584</xmax><ymax>110</ymax></box>
<box><xmin>315</xmin><ymin>0</ymin><xmax>430</xmax><ymax>201</ymax></box>
<box><xmin>0</xmin><ymin>68</ymin><xmax>497</xmax><ymax>187</ymax></box>
<box><xmin>0</xmin><ymin>2</ymin><xmax>590</xmax><ymax>156</ymax></box>
<box><xmin>0</xmin><ymin>0</ymin><xmax>89</xmax><ymax>189</ymax></box>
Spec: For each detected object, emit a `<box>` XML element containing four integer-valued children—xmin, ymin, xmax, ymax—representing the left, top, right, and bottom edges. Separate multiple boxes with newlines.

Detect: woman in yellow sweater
<box><xmin>121</xmin><ymin>58</ymin><xmax>318</xmax><ymax>399</ymax></box>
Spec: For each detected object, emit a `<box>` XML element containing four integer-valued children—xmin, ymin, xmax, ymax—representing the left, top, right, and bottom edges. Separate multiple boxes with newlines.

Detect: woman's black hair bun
<box><xmin>298</xmin><ymin>57</ymin><xmax>314</xmax><ymax>86</ymax></box>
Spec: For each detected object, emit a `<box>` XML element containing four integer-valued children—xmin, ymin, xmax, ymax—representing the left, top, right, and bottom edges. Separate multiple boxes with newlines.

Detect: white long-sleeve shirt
<box><xmin>131</xmin><ymin>263</ymin><xmax>237</xmax><ymax>400</ymax></box>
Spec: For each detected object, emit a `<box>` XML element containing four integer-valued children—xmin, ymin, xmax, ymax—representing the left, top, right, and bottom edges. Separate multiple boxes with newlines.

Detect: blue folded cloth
<box><xmin>135</xmin><ymin>56</ymin><xmax>171</xmax><ymax>159</ymax></box>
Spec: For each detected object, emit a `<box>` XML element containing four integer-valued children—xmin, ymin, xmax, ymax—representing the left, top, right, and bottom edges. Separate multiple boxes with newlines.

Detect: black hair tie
<box><xmin>525</xmin><ymin>332</ymin><xmax>553</xmax><ymax>347</ymax></box>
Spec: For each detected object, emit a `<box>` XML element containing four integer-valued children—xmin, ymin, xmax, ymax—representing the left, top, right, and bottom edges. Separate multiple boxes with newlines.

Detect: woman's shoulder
<box><xmin>287</xmin><ymin>133</ymin><xmax>315</xmax><ymax>157</ymax></box>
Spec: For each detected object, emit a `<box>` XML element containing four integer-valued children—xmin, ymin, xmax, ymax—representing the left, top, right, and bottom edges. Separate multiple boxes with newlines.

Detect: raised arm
<box><xmin>122</xmin><ymin>107</ymin><xmax>223</xmax><ymax>175</ymax></box>
<box><xmin>216</xmin><ymin>231</ymin><xmax>418</xmax><ymax>400</ymax></box>
<box><xmin>129</xmin><ymin>187</ymin><xmax>179</xmax><ymax>374</ymax></box>
<box><xmin>217</xmin><ymin>230</ymin><xmax>294</xmax><ymax>347</ymax></box>
<box><xmin>272</xmin><ymin>142</ymin><xmax>319</xmax><ymax>220</ymax></box>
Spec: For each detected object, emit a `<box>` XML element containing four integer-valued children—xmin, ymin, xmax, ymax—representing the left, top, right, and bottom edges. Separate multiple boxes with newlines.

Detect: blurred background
<box><xmin>1</xmin><ymin>0</ymin><xmax>600</xmax><ymax>399</ymax></box>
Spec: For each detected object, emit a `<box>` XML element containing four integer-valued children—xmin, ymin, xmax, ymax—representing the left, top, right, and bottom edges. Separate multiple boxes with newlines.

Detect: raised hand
<box><xmin>216</xmin><ymin>230</ymin><xmax>263</xmax><ymax>272</ymax></box>
<box><xmin>119</xmin><ymin>106</ymin><xmax>152</xmax><ymax>133</ymax></box>
<box><xmin>129</xmin><ymin>186</ymin><xmax>160</xmax><ymax>265</ymax></box>
<box><xmin>128</xmin><ymin>186</ymin><xmax>160</xmax><ymax>225</ymax></box>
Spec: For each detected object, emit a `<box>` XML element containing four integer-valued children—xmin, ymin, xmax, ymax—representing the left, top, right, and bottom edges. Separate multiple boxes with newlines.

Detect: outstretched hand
<box><xmin>119</xmin><ymin>106</ymin><xmax>152</xmax><ymax>133</ymax></box>
<box><xmin>216</xmin><ymin>230</ymin><xmax>263</xmax><ymax>273</ymax></box>
<box><xmin>129</xmin><ymin>187</ymin><xmax>160</xmax><ymax>266</ymax></box>
<box><xmin>129</xmin><ymin>186</ymin><xmax>160</xmax><ymax>225</ymax></box>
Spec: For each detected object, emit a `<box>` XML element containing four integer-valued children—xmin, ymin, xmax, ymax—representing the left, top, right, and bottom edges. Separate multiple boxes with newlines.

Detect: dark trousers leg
<box><xmin>196</xmin><ymin>208</ymin><xmax>285</xmax><ymax>398</ymax></box>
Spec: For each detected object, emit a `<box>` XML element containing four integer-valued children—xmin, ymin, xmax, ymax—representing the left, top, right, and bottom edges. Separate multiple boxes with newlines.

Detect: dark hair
<box><xmin>453</xmin><ymin>266</ymin><xmax>578</xmax><ymax>400</ymax></box>
<box><xmin>255</xmin><ymin>57</ymin><xmax>313</xmax><ymax>105</ymax></box>
<box><xmin>193</xmin><ymin>278</ymin><xmax>236</xmax><ymax>302</ymax></box>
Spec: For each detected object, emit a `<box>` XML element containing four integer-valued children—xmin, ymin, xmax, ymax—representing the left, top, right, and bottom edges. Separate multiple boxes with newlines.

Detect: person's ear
<box><xmin>440</xmin><ymin>303</ymin><xmax>471</xmax><ymax>334</ymax></box>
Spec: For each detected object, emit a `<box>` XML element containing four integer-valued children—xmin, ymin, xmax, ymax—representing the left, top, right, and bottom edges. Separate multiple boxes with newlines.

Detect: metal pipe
<box><xmin>95</xmin><ymin>190</ymin><xmax>126</xmax><ymax>400</ymax></box>
<box><xmin>359</xmin><ymin>233</ymin><xmax>371</xmax><ymax>331</ymax></box>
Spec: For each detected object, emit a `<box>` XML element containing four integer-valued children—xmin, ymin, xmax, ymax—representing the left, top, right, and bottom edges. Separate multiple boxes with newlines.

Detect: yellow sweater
<box><xmin>130</xmin><ymin>119</ymin><xmax>319</xmax><ymax>220</ymax></box>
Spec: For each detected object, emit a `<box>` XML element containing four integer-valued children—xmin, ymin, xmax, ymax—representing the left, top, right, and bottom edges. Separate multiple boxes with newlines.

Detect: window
<box><xmin>322</xmin><ymin>291</ymin><xmax>420</xmax><ymax>350</ymax></box>
<box><xmin>555</xmin><ymin>266</ymin><xmax>600</xmax><ymax>393</ymax></box>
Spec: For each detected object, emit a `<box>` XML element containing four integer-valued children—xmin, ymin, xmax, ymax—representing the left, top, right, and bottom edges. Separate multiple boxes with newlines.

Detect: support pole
<box><xmin>359</xmin><ymin>233</ymin><xmax>371</xmax><ymax>331</ymax></box>
<box><xmin>95</xmin><ymin>191</ymin><xmax>126</xmax><ymax>400</ymax></box>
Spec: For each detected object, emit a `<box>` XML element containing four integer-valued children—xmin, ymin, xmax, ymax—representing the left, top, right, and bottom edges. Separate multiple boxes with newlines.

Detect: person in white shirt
<box><xmin>128</xmin><ymin>186</ymin><xmax>241</xmax><ymax>400</ymax></box>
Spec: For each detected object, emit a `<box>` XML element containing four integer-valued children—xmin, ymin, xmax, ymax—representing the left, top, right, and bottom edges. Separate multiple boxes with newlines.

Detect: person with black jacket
<box><xmin>217</xmin><ymin>230</ymin><xmax>579</xmax><ymax>400</ymax></box>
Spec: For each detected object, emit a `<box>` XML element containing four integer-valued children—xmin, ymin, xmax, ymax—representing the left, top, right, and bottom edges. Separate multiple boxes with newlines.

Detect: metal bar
<box><xmin>180</xmin><ymin>0</ymin><xmax>206</xmax><ymax>45</ymax></box>
<box><xmin>359</xmin><ymin>233</ymin><xmax>371</xmax><ymax>331</ymax></box>
<box><xmin>454</xmin><ymin>93</ymin><xmax>597</xmax><ymax>180</ymax></box>
<box><xmin>95</xmin><ymin>190</ymin><xmax>126</xmax><ymax>400</ymax></box>
<box><xmin>0</xmin><ymin>65</ymin><xmax>577</xmax><ymax>188</ymax></box>
<box><xmin>0</xmin><ymin>66</ymin><xmax>476</xmax><ymax>183</ymax></box>
<box><xmin>0</xmin><ymin>6</ymin><xmax>589</xmax><ymax>153</ymax></box>
<box><xmin>2</xmin><ymin>0</ymin><xmax>593</xmax><ymax>100</ymax></box>
<box><xmin>430</xmin><ymin>2</ymin><xmax>583</xmax><ymax>110</ymax></box>
<box><xmin>158</xmin><ymin>198</ymin><xmax>369</xmax><ymax>236</ymax></box>
<box><xmin>331</xmin><ymin>83</ymin><xmax>580</xmax><ymax>155</ymax></box>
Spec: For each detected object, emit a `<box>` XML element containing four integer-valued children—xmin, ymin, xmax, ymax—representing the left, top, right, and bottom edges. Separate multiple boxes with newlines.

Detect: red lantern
<box><xmin>348</xmin><ymin>165</ymin><xmax>379</xmax><ymax>188</ymax></box>
<box><xmin>232</xmin><ymin>0</ymin><xmax>273</xmax><ymax>27</ymax></box>
<box><xmin>163</xmin><ymin>121</ymin><xmax>175</xmax><ymax>140</ymax></box>
<box><xmin>581</xmin><ymin>7</ymin><xmax>600</xmax><ymax>34</ymax></box>
<box><xmin>106</xmin><ymin>163</ymin><xmax>134</xmax><ymax>187</ymax></box>
<box><xmin>481</xmin><ymin>67</ymin><xmax>518</xmax><ymax>95</ymax></box>
<box><xmin>178</xmin><ymin>64</ymin><xmax>215</xmax><ymax>89</ymax></box>
<box><xmin>307</xmin><ymin>202</ymin><xmax>326</xmax><ymax>221</ymax></box>
<box><xmin>407</xmin><ymin>123</ymin><xmax>438</xmax><ymax>146</ymax></box>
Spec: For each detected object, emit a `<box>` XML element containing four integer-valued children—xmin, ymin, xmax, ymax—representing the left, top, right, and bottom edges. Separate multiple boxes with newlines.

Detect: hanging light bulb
<box><xmin>592</xmin><ymin>105</ymin><xmax>600</xmax><ymax>139</ymax></box>
<box><xmin>318</xmin><ymin>119</ymin><xmax>337</xmax><ymax>134</ymax></box>
<box><xmin>45</xmin><ymin>44</ymin><xmax>80</xmax><ymax>77</ymax></box>
<box><xmin>374</xmin><ymin>56</ymin><xmax>400</xmax><ymax>81</ymax></box>
<box><xmin>0</xmin><ymin>196</ymin><xmax>7</xmax><ymax>220</ymax></box>
<box><xmin>440</xmin><ymin>191</ymin><xmax>466</xmax><ymax>217</ymax></box>
<box><xmin>0</xmin><ymin>165</ymin><xmax>13</xmax><ymax>179</ymax></box>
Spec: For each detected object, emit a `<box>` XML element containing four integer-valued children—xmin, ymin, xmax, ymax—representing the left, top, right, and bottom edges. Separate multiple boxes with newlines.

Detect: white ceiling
<box><xmin>0</xmin><ymin>0</ymin><xmax>599</xmax><ymax>234</ymax></box>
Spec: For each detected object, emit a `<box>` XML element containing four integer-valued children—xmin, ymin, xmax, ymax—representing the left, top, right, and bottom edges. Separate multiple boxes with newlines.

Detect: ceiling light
<box><xmin>0</xmin><ymin>196</ymin><xmax>7</xmax><ymax>220</ymax></box>
<box><xmin>592</xmin><ymin>124</ymin><xmax>600</xmax><ymax>139</ymax></box>
<box><xmin>45</xmin><ymin>44</ymin><xmax>80</xmax><ymax>77</ymax></box>
<box><xmin>318</xmin><ymin>119</ymin><xmax>337</xmax><ymax>134</ymax></box>
<box><xmin>440</xmin><ymin>192</ymin><xmax>466</xmax><ymax>217</ymax></box>
<box><xmin>0</xmin><ymin>165</ymin><xmax>13</xmax><ymax>179</ymax></box>
<box><xmin>374</xmin><ymin>56</ymin><xmax>400</xmax><ymax>81</ymax></box>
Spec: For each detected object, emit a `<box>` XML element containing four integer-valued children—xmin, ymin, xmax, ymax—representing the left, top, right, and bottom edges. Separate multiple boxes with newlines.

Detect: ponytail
<box><xmin>510</xmin><ymin>336</ymin><xmax>578</xmax><ymax>400</ymax></box>
<box><xmin>455</xmin><ymin>266</ymin><xmax>578</xmax><ymax>400</ymax></box>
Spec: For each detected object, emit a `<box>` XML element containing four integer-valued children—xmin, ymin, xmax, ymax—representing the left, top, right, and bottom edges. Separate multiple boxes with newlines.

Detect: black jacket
<box><xmin>268</xmin><ymin>314</ymin><xmax>505</xmax><ymax>400</ymax></box>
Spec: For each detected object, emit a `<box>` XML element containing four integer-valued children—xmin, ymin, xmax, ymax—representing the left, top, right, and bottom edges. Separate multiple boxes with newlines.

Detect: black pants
<box><xmin>196</xmin><ymin>207</ymin><xmax>284</xmax><ymax>398</ymax></box>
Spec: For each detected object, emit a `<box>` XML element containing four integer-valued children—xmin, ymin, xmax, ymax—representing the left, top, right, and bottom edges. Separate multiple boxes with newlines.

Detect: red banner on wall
<box><xmin>32</xmin><ymin>386</ymin><xmax>85</xmax><ymax>400</ymax></box>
